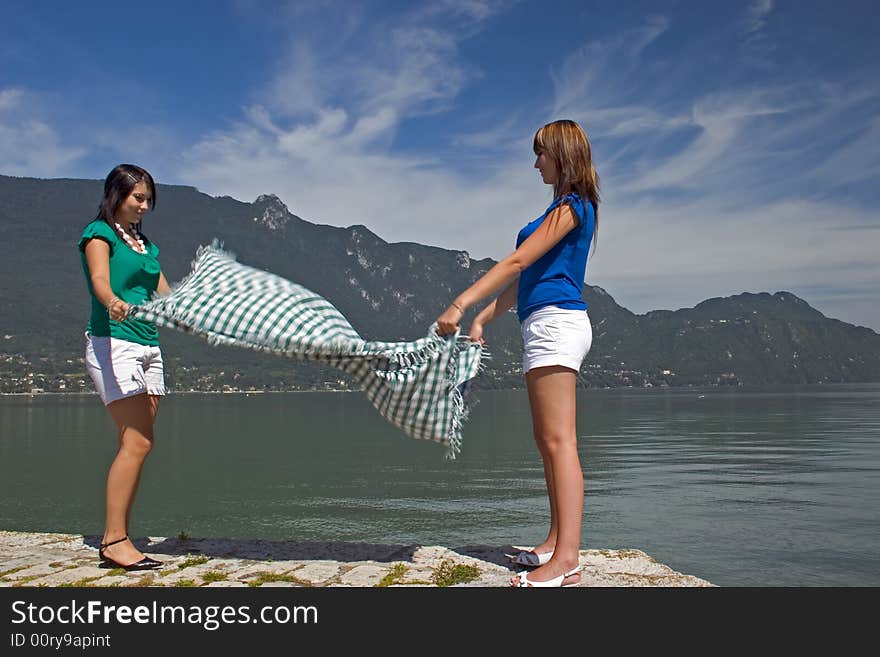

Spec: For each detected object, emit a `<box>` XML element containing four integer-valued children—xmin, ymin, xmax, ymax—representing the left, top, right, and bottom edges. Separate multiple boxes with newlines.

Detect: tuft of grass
<box><xmin>431</xmin><ymin>560</ymin><xmax>480</xmax><ymax>587</ymax></box>
<box><xmin>376</xmin><ymin>563</ymin><xmax>408</xmax><ymax>587</ymax></box>
<box><xmin>11</xmin><ymin>575</ymin><xmax>41</xmax><ymax>587</ymax></box>
<box><xmin>177</xmin><ymin>554</ymin><xmax>210</xmax><ymax>569</ymax></box>
<box><xmin>0</xmin><ymin>565</ymin><xmax>29</xmax><ymax>579</ymax></box>
<box><xmin>247</xmin><ymin>571</ymin><xmax>304</xmax><ymax>587</ymax></box>
<box><xmin>58</xmin><ymin>576</ymin><xmax>102</xmax><ymax>588</ymax></box>
<box><xmin>201</xmin><ymin>570</ymin><xmax>228</xmax><ymax>583</ymax></box>
<box><xmin>174</xmin><ymin>579</ymin><xmax>198</xmax><ymax>587</ymax></box>
<box><xmin>177</xmin><ymin>531</ymin><xmax>190</xmax><ymax>541</ymax></box>
<box><xmin>130</xmin><ymin>574</ymin><xmax>157</xmax><ymax>587</ymax></box>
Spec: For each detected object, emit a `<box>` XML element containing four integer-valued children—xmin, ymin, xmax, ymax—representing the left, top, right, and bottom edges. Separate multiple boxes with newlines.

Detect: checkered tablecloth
<box><xmin>132</xmin><ymin>243</ymin><xmax>484</xmax><ymax>458</ymax></box>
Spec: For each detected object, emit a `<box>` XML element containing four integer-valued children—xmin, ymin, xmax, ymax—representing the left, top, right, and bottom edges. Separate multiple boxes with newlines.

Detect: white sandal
<box><xmin>507</xmin><ymin>549</ymin><xmax>554</xmax><ymax>567</ymax></box>
<box><xmin>513</xmin><ymin>566</ymin><xmax>581</xmax><ymax>587</ymax></box>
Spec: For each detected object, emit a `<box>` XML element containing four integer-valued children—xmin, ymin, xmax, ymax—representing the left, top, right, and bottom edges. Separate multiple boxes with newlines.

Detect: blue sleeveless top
<box><xmin>516</xmin><ymin>192</ymin><xmax>595</xmax><ymax>323</ymax></box>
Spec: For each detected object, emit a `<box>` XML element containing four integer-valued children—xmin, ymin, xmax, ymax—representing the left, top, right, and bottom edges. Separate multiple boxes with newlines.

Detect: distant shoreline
<box><xmin>0</xmin><ymin>389</ymin><xmax>361</xmax><ymax>397</ymax></box>
<box><xmin>2</xmin><ymin>381</ymin><xmax>877</xmax><ymax>399</ymax></box>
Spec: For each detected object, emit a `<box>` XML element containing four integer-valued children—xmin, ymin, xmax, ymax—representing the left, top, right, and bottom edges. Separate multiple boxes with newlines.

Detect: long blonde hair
<box><xmin>533</xmin><ymin>119</ymin><xmax>600</xmax><ymax>230</ymax></box>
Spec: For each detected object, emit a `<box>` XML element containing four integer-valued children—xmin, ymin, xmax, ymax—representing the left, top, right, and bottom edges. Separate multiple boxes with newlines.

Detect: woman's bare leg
<box><xmin>513</xmin><ymin>366</ymin><xmax>583</xmax><ymax>585</ymax></box>
<box><xmin>528</xmin><ymin>382</ymin><xmax>558</xmax><ymax>556</ymax></box>
<box><xmin>100</xmin><ymin>393</ymin><xmax>157</xmax><ymax>565</ymax></box>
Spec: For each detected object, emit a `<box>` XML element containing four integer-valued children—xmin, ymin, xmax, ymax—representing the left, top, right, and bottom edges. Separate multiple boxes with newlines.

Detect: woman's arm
<box><xmin>468</xmin><ymin>279</ymin><xmax>518</xmax><ymax>343</ymax></box>
<box><xmin>436</xmin><ymin>203</ymin><xmax>579</xmax><ymax>335</ymax></box>
<box><xmin>84</xmin><ymin>239</ymin><xmax>130</xmax><ymax>322</ymax></box>
<box><xmin>156</xmin><ymin>272</ymin><xmax>171</xmax><ymax>297</ymax></box>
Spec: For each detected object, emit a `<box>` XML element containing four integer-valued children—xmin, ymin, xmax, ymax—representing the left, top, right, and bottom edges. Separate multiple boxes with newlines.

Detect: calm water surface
<box><xmin>1</xmin><ymin>384</ymin><xmax>878</xmax><ymax>586</ymax></box>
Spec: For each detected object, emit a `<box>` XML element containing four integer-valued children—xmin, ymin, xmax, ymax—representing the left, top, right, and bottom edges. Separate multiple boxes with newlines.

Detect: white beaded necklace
<box><xmin>114</xmin><ymin>222</ymin><xmax>146</xmax><ymax>254</ymax></box>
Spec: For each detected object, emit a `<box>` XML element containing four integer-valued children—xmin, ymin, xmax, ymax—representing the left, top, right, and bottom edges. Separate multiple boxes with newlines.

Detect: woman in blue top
<box><xmin>436</xmin><ymin>119</ymin><xmax>599</xmax><ymax>587</ymax></box>
<box><xmin>79</xmin><ymin>164</ymin><xmax>171</xmax><ymax>571</ymax></box>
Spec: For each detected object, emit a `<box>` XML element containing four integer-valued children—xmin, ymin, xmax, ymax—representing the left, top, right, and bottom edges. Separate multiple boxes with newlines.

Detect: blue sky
<box><xmin>3</xmin><ymin>0</ymin><xmax>879</xmax><ymax>330</ymax></box>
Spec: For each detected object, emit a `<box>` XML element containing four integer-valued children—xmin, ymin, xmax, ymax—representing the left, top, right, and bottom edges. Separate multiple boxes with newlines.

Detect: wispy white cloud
<box><xmin>414</xmin><ymin>0</ymin><xmax>517</xmax><ymax>27</ymax></box>
<box><xmin>588</xmin><ymin>197</ymin><xmax>880</xmax><ymax>328</ymax></box>
<box><xmin>740</xmin><ymin>0</ymin><xmax>776</xmax><ymax>66</ymax></box>
<box><xmin>0</xmin><ymin>89</ymin><xmax>23</xmax><ymax>111</ymax></box>
<box><xmin>452</xmin><ymin>114</ymin><xmax>524</xmax><ymax>150</ymax></box>
<box><xmin>267</xmin><ymin>42</ymin><xmax>332</xmax><ymax>119</ymax></box>
<box><xmin>619</xmin><ymin>90</ymin><xmax>790</xmax><ymax>193</ymax></box>
<box><xmin>746</xmin><ymin>0</ymin><xmax>774</xmax><ymax>36</ymax></box>
<box><xmin>178</xmin><ymin>1</ymin><xmax>529</xmax><ymax>256</ymax></box>
<box><xmin>551</xmin><ymin>16</ymin><xmax>669</xmax><ymax>120</ymax></box>
<box><xmin>585</xmin><ymin>106</ymin><xmax>690</xmax><ymax>138</ymax></box>
<box><xmin>535</xmin><ymin>10</ymin><xmax>880</xmax><ymax>330</ymax></box>
<box><xmin>262</xmin><ymin>11</ymin><xmax>469</xmax><ymax>134</ymax></box>
<box><xmin>0</xmin><ymin>88</ymin><xmax>84</xmax><ymax>176</ymax></box>
<box><xmin>542</xmin><ymin>10</ymin><xmax>880</xmax><ymax>199</ymax></box>
<box><xmin>181</xmin><ymin>105</ymin><xmax>546</xmax><ymax>259</ymax></box>
<box><xmin>362</xmin><ymin>27</ymin><xmax>466</xmax><ymax>116</ymax></box>
<box><xmin>811</xmin><ymin>116</ymin><xmax>880</xmax><ymax>184</ymax></box>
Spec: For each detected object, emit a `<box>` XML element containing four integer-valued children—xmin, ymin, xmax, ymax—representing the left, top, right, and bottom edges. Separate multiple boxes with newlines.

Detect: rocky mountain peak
<box><xmin>252</xmin><ymin>194</ymin><xmax>291</xmax><ymax>231</ymax></box>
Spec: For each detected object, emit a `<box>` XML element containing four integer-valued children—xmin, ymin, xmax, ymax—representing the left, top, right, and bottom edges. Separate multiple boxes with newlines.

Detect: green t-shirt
<box><xmin>79</xmin><ymin>220</ymin><xmax>161</xmax><ymax>346</ymax></box>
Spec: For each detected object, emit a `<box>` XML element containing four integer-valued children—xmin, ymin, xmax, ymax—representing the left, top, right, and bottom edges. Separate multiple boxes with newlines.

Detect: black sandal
<box><xmin>98</xmin><ymin>536</ymin><xmax>163</xmax><ymax>571</ymax></box>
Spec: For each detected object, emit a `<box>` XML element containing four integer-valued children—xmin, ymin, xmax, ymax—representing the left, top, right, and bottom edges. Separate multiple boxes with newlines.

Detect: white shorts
<box><xmin>85</xmin><ymin>334</ymin><xmax>166</xmax><ymax>406</ymax></box>
<box><xmin>521</xmin><ymin>306</ymin><xmax>592</xmax><ymax>374</ymax></box>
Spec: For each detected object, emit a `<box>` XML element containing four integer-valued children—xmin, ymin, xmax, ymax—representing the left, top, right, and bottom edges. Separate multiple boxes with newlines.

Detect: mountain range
<box><xmin>1</xmin><ymin>173</ymin><xmax>878</xmax><ymax>393</ymax></box>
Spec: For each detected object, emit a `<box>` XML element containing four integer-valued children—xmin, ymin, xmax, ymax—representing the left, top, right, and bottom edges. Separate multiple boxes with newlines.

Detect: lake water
<box><xmin>1</xmin><ymin>385</ymin><xmax>878</xmax><ymax>586</ymax></box>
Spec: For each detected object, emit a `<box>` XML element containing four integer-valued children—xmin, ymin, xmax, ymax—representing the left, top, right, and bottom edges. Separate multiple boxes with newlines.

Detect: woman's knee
<box><xmin>120</xmin><ymin>429</ymin><xmax>154</xmax><ymax>457</ymax></box>
<box><xmin>537</xmin><ymin>431</ymin><xmax>577</xmax><ymax>455</ymax></box>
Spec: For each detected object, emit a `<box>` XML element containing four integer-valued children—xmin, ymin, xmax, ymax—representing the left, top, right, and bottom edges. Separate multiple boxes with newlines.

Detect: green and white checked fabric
<box><xmin>131</xmin><ymin>243</ymin><xmax>484</xmax><ymax>458</ymax></box>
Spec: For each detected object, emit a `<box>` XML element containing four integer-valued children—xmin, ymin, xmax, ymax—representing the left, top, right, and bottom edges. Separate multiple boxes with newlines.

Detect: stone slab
<box><xmin>0</xmin><ymin>530</ymin><xmax>715</xmax><ymax>588</ymax></box>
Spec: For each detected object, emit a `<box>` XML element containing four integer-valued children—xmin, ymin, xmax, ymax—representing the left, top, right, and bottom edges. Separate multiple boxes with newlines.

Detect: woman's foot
<box><xmin>510</xmin><ymin>559</ymin><xmax>581</xmax><ymax>587</ymax></box>
<box><xmin>99</xmin><ymin>536</ymin><xmax>161</xmax><ymax>570</ymax></box>
<box><xmin>508</xmin><ymin>536</ymin><xmax>559</xmax><ymax>566</ymax></box>
<box><xmin>532</xmin><ymin>539</ymin><xmax>555</xmax><ymax>556</ymax></box>
<box><xmin>509</xmin><ymin>548</ymin><xmax>554</xmax><ymax>567</ymax></box>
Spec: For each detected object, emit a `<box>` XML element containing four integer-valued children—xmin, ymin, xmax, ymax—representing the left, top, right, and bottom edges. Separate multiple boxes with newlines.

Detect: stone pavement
<box><xmin>0</xmin><ymin>530</ymin><xmax>714</xmax><ymax>587</ymax></box>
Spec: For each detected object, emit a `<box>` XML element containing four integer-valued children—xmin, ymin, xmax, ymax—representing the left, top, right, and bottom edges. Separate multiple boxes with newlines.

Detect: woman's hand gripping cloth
<box><xmin>130</xmin><ymin>242</ymin><xmax>485</xmax><ymax>458</ymax></box>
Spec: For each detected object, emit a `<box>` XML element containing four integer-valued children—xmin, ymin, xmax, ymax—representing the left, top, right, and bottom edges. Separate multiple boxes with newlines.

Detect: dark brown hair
<box><xmin>93</xmin><ymin>164</ymin><xmax>157</xmax><ymax>239</ymax></box>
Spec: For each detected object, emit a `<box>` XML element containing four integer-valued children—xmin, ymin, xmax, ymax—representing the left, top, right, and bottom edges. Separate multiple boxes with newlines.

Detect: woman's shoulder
<box><xmin>81</xmin><ymin>219</ymin><xmax>116</xmax><ymax>240</ymax></box>
<box><xmin>558</xmin><ymin>191</ymin><xmax>586</xmax><ymax>206</ymax></box>
<box><xmin>79</xmin><ymin>219</ymin><xmax>117</xmax><ymax>251</ymax></box>
<box><xmin>548</xmin><ymin>191</ymin><xmax>584</xmax><ymax>209</ymax></box>
<box><xmin>552</xmin><ymin>192</ymin><xmax>591</xmax><ymax>223</ymax></box>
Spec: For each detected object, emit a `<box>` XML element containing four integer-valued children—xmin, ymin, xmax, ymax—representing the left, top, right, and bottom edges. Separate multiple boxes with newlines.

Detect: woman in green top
<box><xmin>79</xmin><ymin>164</ymin><xmax>170</xmax><ymax>571</ymax></box>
